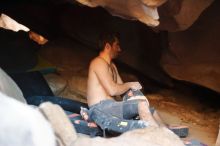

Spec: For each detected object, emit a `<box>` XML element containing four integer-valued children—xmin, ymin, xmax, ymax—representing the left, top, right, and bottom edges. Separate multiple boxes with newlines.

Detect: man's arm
<box><xmin>92</xmin><ymin>59</ymin><xmax>141</xmax><ymax>96</ymax></box>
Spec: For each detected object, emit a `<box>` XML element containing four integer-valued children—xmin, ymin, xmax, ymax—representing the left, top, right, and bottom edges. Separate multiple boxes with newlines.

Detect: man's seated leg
<box><xmin>123</xmin><ymin>90</ymin><xmax>189</xmax><ymax>137</ymax></box>
<box><xmin>89</xmin><ymin>107</ymin><xmax>150</xmax><ymax>135</ymax></box>
<box><xmin>137</xmin><ymin>100</ymin><xmax>159</xmax><ymax>127</ymax></box>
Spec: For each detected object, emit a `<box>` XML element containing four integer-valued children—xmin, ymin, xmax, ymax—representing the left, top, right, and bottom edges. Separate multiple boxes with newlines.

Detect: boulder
<box><xmin>161</xmin><ymin>1</ymin><xmax>220</xmax><ymax>93</ymax></box>
<box><xmin>0</xmin><ymin>68</ymin><xmax>26</xmax><ymax>103</ymax></box>
<box><xmin>39</xmin><ymin>102</ymin><xmax>77</xmax><ymax>146</ymax></box>
<box><xmin>68</xmin><ymin>75</ymin><xmax>87</xmax><ymax>98</ymax></box>
<box><xmin>158</xmin><ymin>0</ymin><xmax>214</xmax><ymax>31</ymax></box>
<box><xmin>44</xmin><ymin>73</ymin><xmax>67</xmax><ymax>95</ymax></box>
<box><xmin>74</xmin><ymin>126</ymin><xmax>184</xmax><ymax>146</ymax></box>
<box><xmin>0</xmin><ymin>92</ymin><xmax>55</xmax><ymax>146</ymax></box>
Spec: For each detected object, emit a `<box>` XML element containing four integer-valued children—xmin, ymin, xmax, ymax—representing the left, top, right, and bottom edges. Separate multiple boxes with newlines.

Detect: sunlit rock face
<box><xmin>76</xmin><ymin>0</ymin><xmax>214</xmax><ymax>31</ymax></box>
<box><xmin>75</xmin><ymin>0</ymin><xmax>167</xmax><ymax>27</ymax></box>
<box><xmin>161</xmin><ymin>1</ymin><xmax>220</xmax><ymax>93</ymax></box>
<box><xmin>0</xmin><ymin>13</ymin><xmax>29</xmax><ymax>32</ymax></box>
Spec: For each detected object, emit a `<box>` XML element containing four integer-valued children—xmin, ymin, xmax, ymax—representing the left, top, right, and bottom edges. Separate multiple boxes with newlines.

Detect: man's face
<box><xmin>110</xmin><ymin>38</ymin><xmax>121</xmax><ymax>59</ymax></box>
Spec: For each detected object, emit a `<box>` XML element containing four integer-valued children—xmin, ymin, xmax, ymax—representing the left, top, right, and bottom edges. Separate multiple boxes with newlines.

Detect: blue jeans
<box><xmin>88</xmin><ymin>90</ymin><xmax>154</xmax><ymax>134</ymax></box>
<box><xmin>89</xmin><ymin>100</ymin><xmax>150</xmax><ymax>134</ymax></box>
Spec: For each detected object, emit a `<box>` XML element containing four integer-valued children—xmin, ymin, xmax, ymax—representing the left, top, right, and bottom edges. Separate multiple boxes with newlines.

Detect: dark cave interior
<box><xmin>1</xmin><ymin>0</ymin><xmax>220</xmax><ymax>111</ymax></box>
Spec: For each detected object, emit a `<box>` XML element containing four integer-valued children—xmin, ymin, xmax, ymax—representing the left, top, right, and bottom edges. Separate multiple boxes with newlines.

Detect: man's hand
<box><xmin>126</xmin><ymin>89</ymin><xmax>150</xmax><ymax>106</ymax></box>
<box><xmin>129</xmin><ymin>82</ymin><xmax>142</xmax><ymax>90</ymax></box>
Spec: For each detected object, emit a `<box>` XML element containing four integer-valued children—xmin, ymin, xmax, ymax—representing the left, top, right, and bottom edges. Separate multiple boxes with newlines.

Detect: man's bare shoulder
<box><xmin>90</xmin><ymin>57</ymin><xmax>107</xmax><ymax>69</ymax></box>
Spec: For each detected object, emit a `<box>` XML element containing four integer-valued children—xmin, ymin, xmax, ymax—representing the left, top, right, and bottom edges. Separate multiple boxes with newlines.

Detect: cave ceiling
<box><xmin>75</xmin><ymin>0</ymin><xmax>214</xmax><ymax>31</ymax></box>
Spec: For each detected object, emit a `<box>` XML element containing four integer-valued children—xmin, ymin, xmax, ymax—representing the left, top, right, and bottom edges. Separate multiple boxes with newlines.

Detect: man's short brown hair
<box><xmin>98</xmin><ymin>31</ymin><xmax>120</xmax><ymax>50</ymax></box>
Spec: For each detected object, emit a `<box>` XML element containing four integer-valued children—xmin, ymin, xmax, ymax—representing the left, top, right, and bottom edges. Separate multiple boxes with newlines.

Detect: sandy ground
<box><xmin>147</xmin><ymin>90</ymin><xmax>219</xmax><ymax>146</ymax></box>
<box><xmin>39</xmin><ymin>39</ymin><xmax>219</xmax><ymax>146</ymax></box>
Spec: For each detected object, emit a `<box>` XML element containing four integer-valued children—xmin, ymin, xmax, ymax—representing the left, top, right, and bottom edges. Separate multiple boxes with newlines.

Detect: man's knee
<box><xmin>138</xmin><ymin>101</ymin><xmax>155</xmax><ymax>114</ymax></box>
<box><xmin>126</xmin><ymin>90</ymin><xmax>149</xmax><ymax>106</ymax></box>
<box><xmin>137</xmin><ymin>100</ymin><xmax>153</xmax><ymax>116</ymax></box>
<box><xmin>138</xmin><ymin>100</ymin><xmax>149</xmax><ymax>107</ymax></box>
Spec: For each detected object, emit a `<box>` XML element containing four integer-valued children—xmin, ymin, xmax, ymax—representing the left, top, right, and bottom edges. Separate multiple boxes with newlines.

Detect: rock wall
<box><xmin>158</xmin><ymin>0</ymin><xmax>214</xmax><ymax>31</ymax></box>
<box><xmin>161</xmin><ymin>0</ymin><xmax>220</xmax><ymax>93</ymax></box>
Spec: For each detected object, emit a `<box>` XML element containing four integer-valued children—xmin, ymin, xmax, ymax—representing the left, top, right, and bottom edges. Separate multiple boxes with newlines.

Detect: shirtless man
<box><xmin>86</xmin><ymin>32</ymin><xmax>164</xmax><ymax>134</ymax></box>
<box><xmin>86</xmin><ymin>32</ymin><xmax>188</xmax><ymax>137</ymax></box>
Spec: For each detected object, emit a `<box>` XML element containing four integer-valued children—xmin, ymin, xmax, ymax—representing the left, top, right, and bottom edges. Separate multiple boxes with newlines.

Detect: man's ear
<box><xmin>105</xmin><ymin>43</ymin><xmax>111</xmax><ymax>50</ymax></box>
